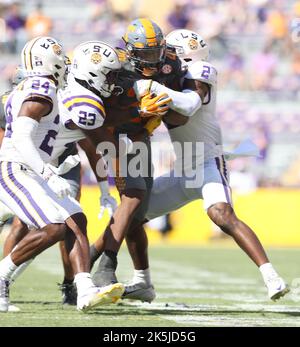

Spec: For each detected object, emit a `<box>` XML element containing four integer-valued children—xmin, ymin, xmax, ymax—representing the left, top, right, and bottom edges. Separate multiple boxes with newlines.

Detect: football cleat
<box><xmin>0</xmin><ymin>277</ymin><xmax>10</xmax><ymax>313</ymax></box>
<box><xmin>77</xmin><ymin>282</ymin><xmax>125</xmax><ymax>312</ymax></box>
<box><xmin>266</xmin><ymin>277</ymin><xmax>290</xmax><ymax>301</ymax></box>
<box><xmin>58</xmin><ymin>282</ymin><xmax>77</xmax><ymax>306</ymax></box>
<box><xmin>122</xmin><ymin>282</ymin><xmax>156</xmax><ymax>303</ymax></box>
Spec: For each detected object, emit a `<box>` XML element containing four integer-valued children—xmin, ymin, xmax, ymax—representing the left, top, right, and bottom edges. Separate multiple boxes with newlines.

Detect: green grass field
<box><xmin>0</xmin><ymin>244</ymin><xmax>300</xmax><ymax>327</ymax></box>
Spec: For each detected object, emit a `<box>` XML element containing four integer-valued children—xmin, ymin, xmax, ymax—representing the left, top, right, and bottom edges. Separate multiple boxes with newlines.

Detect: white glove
<box><xmin>55</xmin><ymin>154</ymin><xmax>81</xmax><ymax>175</ymax></box>
<box><xmin>98</xmin><ymin>181</ymin><xmax>118</xmax><ymax>219</ymax></box>
<box><xmin>41</xmin><ymin>163</ymin><xmax>72</xmax><ymax>199</ymax></box>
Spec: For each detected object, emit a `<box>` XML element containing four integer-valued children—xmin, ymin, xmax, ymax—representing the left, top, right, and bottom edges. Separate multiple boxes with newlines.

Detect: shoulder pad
<box><xmin>23</xmin><ymin>76</ymin><xmax>57</xmax><ymax>104</ymax></box>
<box><xmin>185</xmin><ymin>61</ymin><xmax>217</xmax><ymax>86</ymax></box>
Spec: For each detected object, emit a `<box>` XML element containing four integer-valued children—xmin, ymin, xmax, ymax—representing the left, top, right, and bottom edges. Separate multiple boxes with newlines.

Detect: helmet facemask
<box><xmin>53</xmin><ymin>56</ymin><xmax>69</xmax><ymax>88</ymax></box>
<box><xmin>126</xmin><ymin>42</ymin><xmax>166</xmax><ymax>77</ymax></box>
<box><xmin>97</xmin><ymin>68</ymin><xmax>121</xmax><ymax>98</ymax></box>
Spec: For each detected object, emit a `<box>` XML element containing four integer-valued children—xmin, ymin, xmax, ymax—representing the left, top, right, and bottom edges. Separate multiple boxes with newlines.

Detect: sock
<box><xmin>90</xmin><ymin>245</ymin><xmax>102</xmax><ymax>270</ymax></box>
<box><xmin>132</xmin><ymin>268</ymin><xmax>151</xmax><ymax>286</ymax></box>
<box><xmin>0</xmin><ymin>254</ymin><xmax>18</xmax><ymax>280</ymax></box>
<box><xmin>74</xmin><ymin>272</ymin><xmax>95</xmax><ymax>297</ymax></box>
<box><xmin>62</xmin><ymin>277</ymin><xmax>74</xmax><ymax>285</ymax></box>
<box><xmin>97</xmin><ymin>250</ymin><xmax>117</xmax><ymax>272</ymax></box>
<box><xmin>10</xmin><ymin>258</ymin><xmax>34</xmax><ymax>284</ymax></box>
<box><xmin>259</xmin><ymin>263</ymin><xmax>279</xmax><ymax>283</ymax></box>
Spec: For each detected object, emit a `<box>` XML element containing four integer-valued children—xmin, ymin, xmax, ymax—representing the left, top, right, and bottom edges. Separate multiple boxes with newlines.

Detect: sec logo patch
<box><xmin>162</xmin><ymin>64</ymin><xmax>172</xmax><ymax>74</ymax></box>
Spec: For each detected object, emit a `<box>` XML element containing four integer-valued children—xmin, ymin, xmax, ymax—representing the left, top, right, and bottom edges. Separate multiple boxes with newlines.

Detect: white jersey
<box><xmin>0</xmin><ymin>76</ymin><xmax>60</xmax><ymax>165</ymax></box>
<box><xmin>52</xmin><ymin>77</ymin><xmax>105</xmax><ymax>164</ymax></box>
<box><xmin>169</xmin><ymin>60</ymin><xmax>222</xmax><ymax>162</ymax></box>
<box><xmin>147</xmin><ymin>62</ymin><xmax>231</xmax><ymax>221</ymax></box>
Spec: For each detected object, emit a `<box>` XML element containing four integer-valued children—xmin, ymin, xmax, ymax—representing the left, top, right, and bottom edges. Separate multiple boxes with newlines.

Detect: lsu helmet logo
<box><xmin>52</xmin><ymin>44</ymin><xmax>62</xmax><ymax>56</ymax></box>
<box><xmin>188</xmin><ymin>39</ymin><xmax>198</xmax><ymax>50</ymax></box>
<box><xmin>91</xmin><ymin>52</ymin><xmax>102</xmax><ymax>64</ymax></box>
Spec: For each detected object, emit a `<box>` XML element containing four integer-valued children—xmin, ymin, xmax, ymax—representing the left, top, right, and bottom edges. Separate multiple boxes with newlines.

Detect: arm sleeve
<box><xmin>11</xmin><ymin>116</ymin><xmax>45</xmax><ymax>175</ymax></box>
<box><xmin>150</xmin><ymin>81</ymin><xmax>202</xmax><ymax>117</ymax></box>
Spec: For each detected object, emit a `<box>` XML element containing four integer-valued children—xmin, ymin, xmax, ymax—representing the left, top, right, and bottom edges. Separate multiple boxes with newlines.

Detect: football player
<box><xmin>57</xmin><ymin>38</ymin><xmax>170</xmax><ymax>298</ymax></box>
<box><xmin>0</xmin><ymin>67</ymin><xmax>39</xmax><ymax>311</ymax></box>
<box><xmin>127</xmin><ymin>29</ymin><xmax>289</xmax><ymax>301</ymax></box>
<box><xmin>0</xmin><ymin>37</ymin><xmax>124</xmax><ymax>313</ymax></box>
<box><xmin>89</xmin><ymin>19</ymin><xmax>183</xmax><ymax>303</ymax></box>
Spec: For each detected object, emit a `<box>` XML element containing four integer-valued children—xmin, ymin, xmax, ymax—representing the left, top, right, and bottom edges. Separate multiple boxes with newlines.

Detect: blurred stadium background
<box><xmin>1</xmin><ymin>0</ymin><xmax>300</xmax><ymax>246</ymax></box>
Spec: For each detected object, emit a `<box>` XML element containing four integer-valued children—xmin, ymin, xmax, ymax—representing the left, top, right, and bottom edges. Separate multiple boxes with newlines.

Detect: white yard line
<box><xmin>123</xmin><ymin>301</ymin><xmax>300</xmax><ymax>312</ymax></box>
<box><xmin>162</xmin><ymin>315</ymin><xmax>300</xmax><ymax>327</ymax></box>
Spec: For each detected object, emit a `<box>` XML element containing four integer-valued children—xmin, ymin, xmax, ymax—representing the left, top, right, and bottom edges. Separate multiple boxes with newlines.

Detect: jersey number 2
<box><xmin>201</xmin><ymin>65</ymin><xmax>211</xmax><ymax>79</ymax></box>
<box><xmin>39</xmin><ymin>130</ymin><xmax>58</xmax><ymax>155</ymax></box>
<box><xmin>39</xmin><ymin>115</ymin><xmax>59</xmax><ymax>155</ymax></box>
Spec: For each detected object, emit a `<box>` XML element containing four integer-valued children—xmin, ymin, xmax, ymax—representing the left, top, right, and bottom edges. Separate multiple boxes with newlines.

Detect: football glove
<box><xmin>55</xmin><ymin>154</ymin><xmax>81</xmax><ymax>175</ymax></box>
<box><xmin>143</xmin><ymin>115</ymin><xmax>163</xmax><ymax>136</ymax></box>
<box><xmin>98</xmin><ymin>181</ymin><xmax>118</xmax><ymax>219</ymax></box>
<box><xmin>140</xmin><ymin>92</ymin><xmax>172</xmax><ymax>117</ymax></box>
<box><xmin>42</xmin><ymin>163</ymin><xmax>72</xmax><ymax>199</ymax></box>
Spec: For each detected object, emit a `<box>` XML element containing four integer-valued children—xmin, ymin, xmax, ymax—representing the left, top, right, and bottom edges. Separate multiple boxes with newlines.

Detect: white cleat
<box><xmin>0</xmin><ymin>277</ymin><xmax>10</xmax><ymax>313</ymax></box>
<box><xmin>266</xmin><ymin>277</ymin><xmax>290</xmax><ymax>301</ymax></box>
<box><xmin>122</xmin><ymin>282</ymin><xmax>156</xmax><ymax>303</ymax></box>
<box><xmin>77</xmin><ymin>282</ymin><xmax>125</xmax><ymax>312</ymax></box>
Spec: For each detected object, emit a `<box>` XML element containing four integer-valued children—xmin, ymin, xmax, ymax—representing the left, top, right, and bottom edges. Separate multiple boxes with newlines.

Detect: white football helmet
<box><xmin>21</xmin><ymin>36</ymin><xmax>67</xmax><ymax>88</ymax></box>
<box><xmin>70</xmin><ymin>41</ymin><xmax>121</xmax><ymax>98</ymax></box>
<box><xmin>166</xmin><ymin>29</ymin><xmax>210</xmax><ymax>62</ymax></box>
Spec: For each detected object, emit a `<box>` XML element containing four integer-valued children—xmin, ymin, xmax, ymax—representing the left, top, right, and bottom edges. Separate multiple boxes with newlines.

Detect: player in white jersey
<box><xmin>55</xmin><ymin>40</ymin><xmax>125</xmax><ymax>222</ymax></box>
<box><xmin>0</xmin><ymin>37</ymin><xmax>124</xmax><ymax>313</ymax></box>
<box><xmin>124</xmin><ymin>29</ymin><xmax>289</xmax><ymax>302</ymax></box>
<box><xmin>0</xmin><ymin>105</ymin><xmax>118</xmax><ymax>308</ymax></box>
<box><xmin>0</xmin><ymin>65</ymin><xmax>79</xmax><ymax>307</ymax></box>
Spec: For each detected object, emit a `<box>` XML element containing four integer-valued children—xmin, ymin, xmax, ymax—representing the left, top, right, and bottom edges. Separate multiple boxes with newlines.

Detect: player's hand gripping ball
<box><xmin>140</xmin><ymin>92</ymin><xmax>172</xmax><ymax>118</ymax></box>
